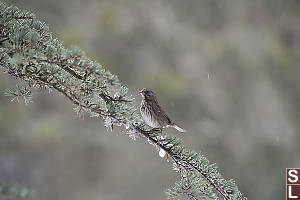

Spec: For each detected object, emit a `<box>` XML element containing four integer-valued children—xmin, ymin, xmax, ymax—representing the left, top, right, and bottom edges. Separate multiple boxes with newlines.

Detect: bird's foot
<box><xmin>150</xmin><ymin>128</ymin><xmax>162</xmax><ymax>135</ymax></box>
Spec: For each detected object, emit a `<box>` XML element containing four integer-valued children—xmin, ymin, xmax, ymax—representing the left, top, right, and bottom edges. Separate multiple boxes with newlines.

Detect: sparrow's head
<box><xmin>139</xmin><ymin>88</ymin><xmax>156</xmax><ymax>100</ymax></box>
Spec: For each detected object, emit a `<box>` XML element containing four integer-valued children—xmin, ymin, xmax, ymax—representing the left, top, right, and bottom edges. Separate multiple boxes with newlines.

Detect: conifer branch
<box><xmin>0</xmin><ymin>182</ymin><xmax>37</xmax><ymax>200</ymax></box>
<box><xmin>0</xmin><ymin>3</ymin><xmax>246</xmax><ymax>199</ymax></box>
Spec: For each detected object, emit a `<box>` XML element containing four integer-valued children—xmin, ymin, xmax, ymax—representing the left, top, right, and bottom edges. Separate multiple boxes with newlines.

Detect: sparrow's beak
<box><xmin>139</xmin><ymin>90</ymin><xmax>144</xmax><ymax>97</ymax></box>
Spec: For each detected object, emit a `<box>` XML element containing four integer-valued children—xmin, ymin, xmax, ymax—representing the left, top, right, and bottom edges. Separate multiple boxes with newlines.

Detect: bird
<box><xmin>139</xmin><ymin>88</ymin><xmax>186</xmax><ymax>132</ymax></box>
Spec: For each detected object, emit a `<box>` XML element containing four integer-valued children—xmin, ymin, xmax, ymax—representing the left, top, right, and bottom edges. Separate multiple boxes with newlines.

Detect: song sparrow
<box><xmin>139</xmin><ymin>88</ymin><xmax>186</xmax><ymax>132</ymax></box>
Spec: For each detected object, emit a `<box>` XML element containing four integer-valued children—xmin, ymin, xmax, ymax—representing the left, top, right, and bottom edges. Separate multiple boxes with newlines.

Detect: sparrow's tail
<box><xmin>170</xmin><ymin>123</ymin><xmax>186</xmax><ymax>133</ymax></box>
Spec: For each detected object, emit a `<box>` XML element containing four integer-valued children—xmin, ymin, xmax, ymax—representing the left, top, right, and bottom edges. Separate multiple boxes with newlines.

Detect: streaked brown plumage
<box><xmin>139</xmin><ymin>88</ymin><xmax>186</xmax><ymax>132</ymax></box>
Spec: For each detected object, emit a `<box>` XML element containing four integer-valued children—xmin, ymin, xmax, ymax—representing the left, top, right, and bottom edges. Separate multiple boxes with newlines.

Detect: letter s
<box><xmin>288</xmin><ymin>170</ymin><xmax>299</xmax><ymax>183</ymax></box>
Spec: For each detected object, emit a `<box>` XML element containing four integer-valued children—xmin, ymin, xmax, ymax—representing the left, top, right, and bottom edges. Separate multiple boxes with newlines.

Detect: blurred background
<box><xmin>1</xmin><ymin>0</ymin><xmax>300</xmax><ymax>199</ymax></box>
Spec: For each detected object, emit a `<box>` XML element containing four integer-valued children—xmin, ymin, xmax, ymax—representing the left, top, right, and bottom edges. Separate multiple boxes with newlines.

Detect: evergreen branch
<box><xmin>0</xmin><ymin>182</ymin><xmax>37</xmax><ymax>200</ymax></box>
<box><xmin>0</xmin><ymin>2</ymin><xmax>246</xmax><ymax>200</ymax></box>
<box><xmin>134</xmin><ymin>126</ymin><xmax>229</xmax><ymax>200</ymax></box>
<box><xmin>0</xmin><ymin>37</ymin><xmax>9</xmax><ymax>44</ymax></box>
